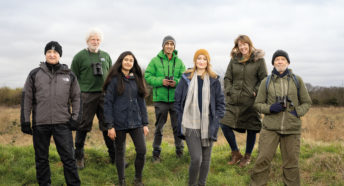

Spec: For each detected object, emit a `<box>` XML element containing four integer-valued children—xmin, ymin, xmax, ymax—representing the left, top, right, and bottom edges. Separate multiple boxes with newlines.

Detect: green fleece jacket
<box><xmin>71</xmin><ymin>49</ymin><xmax>112</xmax><ymax>92</ymax></box>
<box><xmin>145</xmin><ymin>50</ymin><xmax>185</xmax><ymax>102</ymax></box>
<box><xmin>254</xmin><ymin>69</ymin><xmax>312</xmax><ymax>134</ymax></box>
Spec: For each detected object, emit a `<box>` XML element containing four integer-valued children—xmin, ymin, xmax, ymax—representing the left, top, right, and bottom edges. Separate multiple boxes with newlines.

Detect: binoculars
<box><xmin>165</xmin><ymin>76</ymin><xmax>174</xmax><ymax>81</ymax></box>
<box><xmin>275</xmin><ymin>96</ymin><xmax>294</xmax><ymax>108</ymax></box>
<box><xmin>92</xmin><ymin>62</ymin><xmax>103</xmax><ymax>76</ymax></box>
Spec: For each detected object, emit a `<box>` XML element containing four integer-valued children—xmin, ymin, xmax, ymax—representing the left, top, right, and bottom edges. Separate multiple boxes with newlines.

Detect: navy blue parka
<box><xmin>104</xmin><ymin>75</ymin><xmax>148</xmax><ymax>130</ymax></box>
<box><xmin>174</xmin><ymin>73</ymin><xmax>225</xmax><ymax>141</ymax></box>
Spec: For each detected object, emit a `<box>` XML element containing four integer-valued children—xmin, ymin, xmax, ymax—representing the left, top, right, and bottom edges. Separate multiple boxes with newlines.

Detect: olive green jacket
<box><xmin>254</xmin><ymin>69</ymin><xmax>312</xmax><ymax>134</ymax></box>
<box><xmin>221</xmin><ymin>49</ymin><xmax>267</xmax><ymax>131</ymax></box>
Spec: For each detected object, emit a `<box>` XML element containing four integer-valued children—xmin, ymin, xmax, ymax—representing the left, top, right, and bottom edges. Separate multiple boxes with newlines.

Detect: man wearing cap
<box><xmin>250</xmin><ymin>50</ymin><xmax>312</xmax><ymax>186</ymax></box>
<box><xmin>71</xmin><ymin>28</ymin><xmax>114</xmax><ymax>169</ymax></box>
<box><xmin>21</xmin><ymin>41</ymin><xmax>81</xmax><ymax>186</ymax></box>
<box><xmin>145</xmin><ymin>35</ymin><xmax>186</xmax><ymax>162</ymax></box>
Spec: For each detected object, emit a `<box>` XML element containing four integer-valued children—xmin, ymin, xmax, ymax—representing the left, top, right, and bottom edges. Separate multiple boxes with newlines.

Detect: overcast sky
<box><xmin>1</xmin><ymin>0</ymin><xmax>343</xmax><ymax>88</ymax></box>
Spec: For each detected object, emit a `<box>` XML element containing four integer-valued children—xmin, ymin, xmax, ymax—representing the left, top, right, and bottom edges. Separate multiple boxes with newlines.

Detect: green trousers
<box><xmin>250</xmin><ymin>129</ymin><xmax>301</xmax><ymax>186</ymax></box>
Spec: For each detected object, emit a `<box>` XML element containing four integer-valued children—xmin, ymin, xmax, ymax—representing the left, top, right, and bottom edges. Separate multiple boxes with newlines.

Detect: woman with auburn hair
<box><xmin>175</xmin><ymin>49</ymin><xmax>225</xmax><ymax>186</ymax></box>
<box><xmin>103</xmin><ymin>51</ymin><xmax>149</xmax><ymax>186</ymax></box>
<box><xmin>220</xmin><ymin>35</ymin><xmax>267</xmax><ymax>167</ymax></box>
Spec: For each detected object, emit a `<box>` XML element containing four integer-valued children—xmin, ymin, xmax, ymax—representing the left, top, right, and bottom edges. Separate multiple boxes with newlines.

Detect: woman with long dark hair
<box><xmin>175</xmin><ymin>49</ymin><xmax>225</xmax><ymax>186</ymax></box>
<box><xmin>103</xmin><ymin>51</ymin><xmax>149</xmax><ymax>186</ymax></box>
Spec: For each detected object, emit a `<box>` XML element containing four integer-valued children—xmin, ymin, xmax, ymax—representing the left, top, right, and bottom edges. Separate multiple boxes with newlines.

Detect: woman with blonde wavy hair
<box><xmin>175</xmin><ymin>49</ymin><xmax>225</xmax><ymax>186</ymax></box>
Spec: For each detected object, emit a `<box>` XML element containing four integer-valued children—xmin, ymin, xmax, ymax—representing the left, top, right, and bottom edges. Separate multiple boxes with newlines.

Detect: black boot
<box><xmin>134</xmin><ymin>177</ymin><xmax>144</xmax><ymax>186</ymax></box>
<box><xmin>118</xmin><ymin>179</ymin><xmax>126</xmax><ymax>186</ymax></box>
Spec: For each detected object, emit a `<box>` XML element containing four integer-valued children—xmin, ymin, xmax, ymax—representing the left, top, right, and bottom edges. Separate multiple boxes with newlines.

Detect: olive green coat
<box><xmin>254</xmin><ymin>69</ymin><xmax>312</xmax><ymax>134</ymax></box>
<box><xmin>221</xmin><ymin>49</ymin><xmax>267</xmax><ymax>132</ymax></box>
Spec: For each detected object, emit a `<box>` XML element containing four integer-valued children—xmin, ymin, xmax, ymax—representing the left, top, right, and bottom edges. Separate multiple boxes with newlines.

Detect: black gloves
<box><xmin>270</xmin><ymin>102</ymin><xmax>285</xmax><ymax>113</ymax></box>
<box><xmin>69</xmin><ymin>119</ymin><xmax>79</xmax><ymax>131</ymax></box>
<box><xmin>21</xmin><ymin>122</ymin><xmax>33</xmax><ymax>135</ymax></box>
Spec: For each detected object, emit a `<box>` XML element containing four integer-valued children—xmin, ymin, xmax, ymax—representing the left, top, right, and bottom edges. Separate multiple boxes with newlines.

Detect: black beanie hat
<box><xmin>44</xmin><ymin>41</ymin><xmax>62</xmax><ymax>57</ymax></box>
<box><xmin>272</xmin><ymin>49</ymin><xmax>290</xmax><ymax>65</ymax></box>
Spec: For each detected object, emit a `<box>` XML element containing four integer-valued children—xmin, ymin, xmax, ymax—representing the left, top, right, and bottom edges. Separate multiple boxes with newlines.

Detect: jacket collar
<box><xmin>233</xmin><ymin>49</ymin><xmax>265</xmax><ymax>63</ymax></box>
<box><xmin>158</xmin><ymin>49</ymin><xmax>178</xmax><ymax>60</ymax></box>
<box><xmin>40</xmin><ymin>62</ymin><xmax>70</xmax><ymax>75</ymax></box>
<box><xmin>182</xmin><ymin>72</ymin><xmax>219</xmax><ymax>85</ymax></box>
<box><xmin>271</xmin><ymin>68</ymin><xmax>294</xmax><ymax>79</ymax></box>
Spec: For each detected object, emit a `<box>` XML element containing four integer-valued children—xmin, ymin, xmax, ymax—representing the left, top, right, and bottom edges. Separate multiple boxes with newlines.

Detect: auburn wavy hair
<box><xmin>230</xmin><ymin>35</ymin><xmax>255</xmax><ymax>62</ymax></box>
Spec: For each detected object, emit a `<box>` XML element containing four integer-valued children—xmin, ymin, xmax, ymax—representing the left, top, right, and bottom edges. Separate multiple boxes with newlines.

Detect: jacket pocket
<box><xmin>285</xmin><ymin>112</ymin><xmax>301</xmax><ymax>131</ymax></box>
<box><xmin>114</xmin><ymin>102</ymin><xmax>129</xmax><ymax>125</ymax></box>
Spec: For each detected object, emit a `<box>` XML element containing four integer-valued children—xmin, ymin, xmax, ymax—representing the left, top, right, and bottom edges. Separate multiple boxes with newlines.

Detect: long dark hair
<box><xmin>103</xmin><ymin>51</ymin><xmax>146</xmax><ymax>97</ymax></box>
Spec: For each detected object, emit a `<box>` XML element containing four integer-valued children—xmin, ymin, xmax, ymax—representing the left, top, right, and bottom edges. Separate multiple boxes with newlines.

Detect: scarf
<box><xmin>182</xmin><ymin>72</ymin><xmax>211</xmax><ymax>146</ymax></box>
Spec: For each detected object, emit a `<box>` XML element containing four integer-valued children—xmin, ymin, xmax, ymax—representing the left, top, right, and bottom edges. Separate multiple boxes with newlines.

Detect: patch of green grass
<box><xmin>0</xmin><ymin>141</ymin><xmax>343</xmax><ymax>185</ymax></box>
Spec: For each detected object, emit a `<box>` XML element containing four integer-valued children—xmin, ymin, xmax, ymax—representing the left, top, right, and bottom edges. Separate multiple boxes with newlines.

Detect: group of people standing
<box><xmin>20</xmin><ymin>27</ymin><xmax>311</xmax><ymax>186</ymax></box>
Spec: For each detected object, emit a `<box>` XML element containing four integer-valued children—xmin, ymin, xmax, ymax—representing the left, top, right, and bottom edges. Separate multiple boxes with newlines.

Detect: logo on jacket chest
<box><xmin>62</xmin><ymin>77</ymin><xmax>70</xmax><ymax>82</ymax></box>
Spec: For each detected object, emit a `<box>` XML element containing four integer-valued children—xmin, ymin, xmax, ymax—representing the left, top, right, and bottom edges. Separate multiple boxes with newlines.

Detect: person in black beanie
<box><xmin>21</xmin><ymin>41</ymin><xmax>81</xmax><ymax>186</ymax></box>
<box><xmin>271</xmin><ymin>49</ymin><xmax>290</xmax><ymax>65</ymax></box>
<box><xmin>250</xmin><ymin>49</ymin><xmax>312</xmax><ymax>186</ymax></box>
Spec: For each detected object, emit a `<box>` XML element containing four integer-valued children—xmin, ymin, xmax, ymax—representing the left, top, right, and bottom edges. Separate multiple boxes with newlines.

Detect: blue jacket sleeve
<box><xmin>104</xmin><ymin>78</ymin><xmax>117</xmax><ymax>129</ymax></box>
<box><xmin>215</xmin><ymin>79</ymin><xmax>225</xmax><ymax>119</ymax></box>
<box><xmin>174</xmin><ymin>77</ymin><xmax>186</xmax><ymax>139</ymax></box>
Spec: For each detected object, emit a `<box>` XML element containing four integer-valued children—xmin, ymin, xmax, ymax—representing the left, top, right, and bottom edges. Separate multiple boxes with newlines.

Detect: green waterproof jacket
<box><xmin>221</xmin><ymin>49</ymin><xmax>267</xmax><ymax>132</ymax></box>
<box><xmin>145</xmin><ymin>50</ymin><xmax>185</xmax><ymax>102</ymax></box>
<box><xmin>254</xmin><ymin>69</ymin><xmax>312</xmax><ymax>134</ymax></box>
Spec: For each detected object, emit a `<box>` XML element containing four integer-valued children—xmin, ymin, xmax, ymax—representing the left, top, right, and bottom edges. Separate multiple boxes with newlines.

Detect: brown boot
<box><xmin>239</xmin><ymin>154</ymin><xmax>251</xmax><ymax>167</ymax></box>
<box><xmin>228</xmin><ymin>150</ymin><xmax>243</xmax><ymax>165</ymax></box>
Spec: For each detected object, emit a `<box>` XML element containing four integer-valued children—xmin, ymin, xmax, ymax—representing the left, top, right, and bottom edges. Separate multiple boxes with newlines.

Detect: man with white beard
<box><xmin>71</xmin><ymin>28</ymin><xmax>114</xmax><ymax>169</ymax></box>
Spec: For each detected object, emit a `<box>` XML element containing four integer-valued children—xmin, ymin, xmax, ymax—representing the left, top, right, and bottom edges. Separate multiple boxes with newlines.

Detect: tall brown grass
<box><xmin>0</xmin><ymin>106</ymin><xmax>343</xmax><ymax>147</ymax></box>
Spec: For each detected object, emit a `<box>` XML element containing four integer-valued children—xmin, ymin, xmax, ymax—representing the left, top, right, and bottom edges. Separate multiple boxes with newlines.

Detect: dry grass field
<box><xmin>1</xmin><ymin>106</ymin><xmax>343</xmax><ymax>148</ymax></box>
<box><xmin>0</xmin><ymin>106</ymin><xmax>343</xmax><ymax>185</ymax></box>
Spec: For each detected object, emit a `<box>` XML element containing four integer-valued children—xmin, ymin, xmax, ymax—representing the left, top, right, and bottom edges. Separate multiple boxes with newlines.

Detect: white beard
<box><xmin>88</xmin><ymin>45</ymin><xmax>100</xmax><ymax>53</ymax></box>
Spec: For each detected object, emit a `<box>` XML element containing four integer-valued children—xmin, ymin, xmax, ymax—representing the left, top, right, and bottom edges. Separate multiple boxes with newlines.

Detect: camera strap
<box><xmin>265</xmin><ymin>74</ymin><xmax>300</xmax><ymax>103</ymax></box>
<box><xmin>159</xmin><ymin>57</ymin><xmax>176</xmax><ymax>77</ymax></box>
<box><xmin>87</xmin><ymin>49</ymin><xmax>102</xmax><ymax>62</ymax></box>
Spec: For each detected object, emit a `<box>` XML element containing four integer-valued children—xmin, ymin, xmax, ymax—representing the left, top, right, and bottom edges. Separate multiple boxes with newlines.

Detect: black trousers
<box><xmin>33</xmin><ymin>124</ymin><xmax>80</xmax><ymax>186</ymax></box>
<box><xmin>115</xmin><ymin>127</ymin><xmax>146</xmax><ymax>181</ymax></box>
<box><xmin>75</xmin><ymin>92</ymin><xmax>115</xmax><ymax>160</ymax></box>
<box><xmin>152</xmin><ymin>102</ymin><xmax>184</xmax><ymax>156</ymax></box>
<box><xmin>75</xmin><ymin>130</ymin><xmax>116</xmax><ymax>160</ymax></box>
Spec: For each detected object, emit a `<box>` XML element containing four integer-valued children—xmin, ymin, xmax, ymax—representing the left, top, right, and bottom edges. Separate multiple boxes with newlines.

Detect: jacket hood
<box><xmin>157</xmin><ymin>49</ymin><xmax>178</xmax><ymax>58</ymax></box>
<box><xmin>252</xmin><ymin>49</ymin><xmax>265</xmax><ymax>62</ymax></box>
<box><xmin>233</xmin><ymin>49</ymin><xmax>265</xmax><ymax>63</ymax></box>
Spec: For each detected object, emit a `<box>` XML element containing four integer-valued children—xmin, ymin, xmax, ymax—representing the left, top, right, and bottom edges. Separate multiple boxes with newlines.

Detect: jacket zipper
<box><xmin>236</xmin><ymin>64</ymin><xmax>245</xmax><ymax>128</ymax></box>
<box><xmin>280</xmin><ymin>78</ymin><xmax>286</xmax><ymax>133</ymax></box>
<box><xmin>167</xmin><ymin>58</ymin><xmax>170</xmax><ymax>102</ymax></box>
